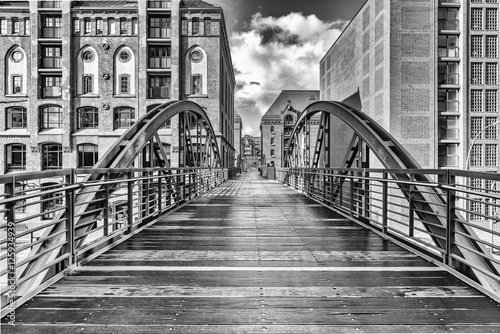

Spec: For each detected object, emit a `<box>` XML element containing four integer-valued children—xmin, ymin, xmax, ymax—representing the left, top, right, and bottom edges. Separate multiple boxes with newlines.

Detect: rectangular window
<box><xmin>204</xmin><ymin>18</ymin><xmax>211</xmax><ymax>35</ymax></box>
<box><xmin>438</xmin><ymin>116</ymin><xmax>459</xmax><ymax>140</ymax></box>
<box><xmin>471</xmin><ymin>35</ymin><xmax>483</xmax><ymax>57</ymax></box>
<box><xmin>471</xmin><ymin>90</ymin><xmax>483</xmax><ymax>112</ymax></box>
<box><xmin>486</xmin><ymin>35</ymin><xmax>498</xmax><ymax>57</ymax></box>
<box><xmin>486</xmin><ymin>63</ymin><xmax>498</xmax><ymax>84</ymax></box>
<box><xmin>132</xmin><ymin>17</ymin><xmax>138</xmax><ymax>35</ymax></box>
<box><xmin>83</xmin><ymin>75</ymin><xmax>93</xmax><ymax>94</ymax></box>
<box><xmin>6</xmin><ymin>145</ymin><xmax>26</xmax><ymax>171</ymax></box>
<box><xmin>472</xmin><ymin>8</ymin><xmax>484</xmax><ymax>30</ymax></box>
<box><xmin>42</xmin><ymin>144</ymin><xmax>62</xmax><ymax>170</ymax></box>
<box><xmin>12</xmin><ymin>18</ymin><xmax>19</xmax><ymax>34</ymax></box>
<box><xmin>12</xmin><ymin>76</ymin><xmax>21</xmax><ymax>94</ymax></box>
<box><xmin>438</xmin><ymin>8</ymin><xmax>459</xmax><ymax>30</ymax></box>
<box><xmin>6</xmin><ymin>107</ymin><xmax>27</xmax><ymax>129</ymax></box>
<box><xmin>41</xmin><ymin>106</ymin><xmax>62</xmax><ymax>128</ymax></box>
<box><xmin>42</xmin><ymin>75</ymin><xmax>62</xmax><ymax>98</ymax></box>
<box><xmin>84</xmin><ymin>18</ymin><xmax>91</xmax><ymax>35</ymax></box>
<box><xmin>181</xmin><ymin>18</ymin><xmax>187</xmax><ymax>35</ymax></box>
<box><xmin>438</xmin><ymin>35</ymin><xmax>459</xmax><ymax>58</ymax></box>
<box><xmin>120</xmin><ymin>75</ymin><xmax>129</xmax><ymax>94</ymax></box>
<box><xmin>73</xmin><ymin>18</ymin><xmax>80</xmax><ymax>35</ymax></box>
<box><xmin>114</xmin><ymin>107</ymin><xmax>135</xmax><ymax>129</ymax></box>
<box><xmin>486</xmin><ymin>90</ymin><xmax>498</xmax><ymax>112</ymax></box>
<box><xmin>148</xmin><ymin>0</ymin><xmax>171</xmax><ymax>8</ymax></box>
<box><xmin>270</xmin><ymin>126</ymin><xmax>275</xmax><ymax>133</ymax></box>
<box><xmin>438</xmin><ymin>62</ymin><xmax>459</xmax><ymax>85</ymax></box>
<box><xmin>148</xmin><ymin>46</ymin><xmax>171</xmax><ymax>68</ymax></box>
<box><xmin>96</xmin><ymin>18</ymin><xmax>103</xmax><ymax>35</ymax></box>
<box><xmin>42</xmin><ymin>46</ymin><xmax>62</xmax><ymax>68</ymax></box>
<box><xmin>42</xmin><ymin>16</ymin><xmax>62</xmax><ymax>38</ymax></box>
<box><xmin>486</xmin><ymin>8</ymin><xmax>498</xmax><ymax>30</ymax></box>
<box><xmin>148</xmin><ymin>75</ymin><xmax>171</xmax><ymax>98</ymax></box>
<box><xmin>438</xmin><ymin>144</ymin><xmax>459</xmax><ymax>167</ymax></box>
<box><xmin>191</xmin><ymin>75</ymin><xmax>202</xmax><ymax>95</ymax></box>
<box><xmin>270</xmin><ymin>138</ymin><xmax>275</xmax><ymax>145</ymax></box>
<box><xmin>485</xmin><ymin>144</ymin><xmax>498</xmax><ymax>166</ymax></box>
<box><xmin>78</xmin><ymin>145</ymin><xmax>98</xmax><ymax>168</ymax></box>
<box><xmin>108</xmin><ymin>17</ymin><xmax>116</xmax><ymax>35</ymax></box>
<box><xmin>471</xmin><ymin>62</ymin><xmax>484</xmax><ymax>85</ymax></box>
<box><xmin>149</xmin><ymin>16</ymin><xmax>171</xmax><ymax>38</ymax></box>
<box><xmin>470</xmin><ymin>144</ymin><xmax>483</xmax><ymax>167</ymax></box>
<box><xmin>24</xmin><ymin>18</ymin><xmax>30</xmax><ymax>35</ymax></box>
<box><xmin>120</xmin><ymin>17</ymin><xmax>127</xmax><ymax>35</ymax></box>
<box><xmin>192</xmin><ymin>18</ymin><xmax>199</xmax><ymax>35</ymax></box>
<box><xmin>471</xmin><ymin>116</ymin><xmax>483</xmax><ymax>139</ymax></box>
<box><xmin>438</xmin><ymin>89</ymin><xmax>459</xmax><ymax>112</ymax></box>
<box><xmin>485</xmin><ymin>117</ymin><xmax>499</xmax><ymax>139</ymax></box>
<box><xmin>78</xmin><ymin>107</ymin><xmax>98</xmax><ymax>128</ymax></box>
<box><xmin>0</xmin><ymin>18</ymin><xmax>6</xmax><ymax>35</ymax></box>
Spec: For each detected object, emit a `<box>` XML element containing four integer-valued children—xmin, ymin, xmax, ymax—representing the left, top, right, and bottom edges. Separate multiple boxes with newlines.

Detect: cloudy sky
<box><xmin>214</xmin><ymin>0</ymin><xmax>367</xmax><ymax>136</ymax></box>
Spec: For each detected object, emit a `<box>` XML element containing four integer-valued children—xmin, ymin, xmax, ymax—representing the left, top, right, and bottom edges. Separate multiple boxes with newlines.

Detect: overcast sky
<box><xmin>214</xmin><ymin>0</ymin><xmax>367</xmax><ymax>136</ymax></box>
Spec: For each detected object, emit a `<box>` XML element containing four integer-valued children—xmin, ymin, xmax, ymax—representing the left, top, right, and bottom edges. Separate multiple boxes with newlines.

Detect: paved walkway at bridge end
<box><xmin>2</xmin><ymin>169</ymin><xmax>500</xmax><ymax>333</ymax></box>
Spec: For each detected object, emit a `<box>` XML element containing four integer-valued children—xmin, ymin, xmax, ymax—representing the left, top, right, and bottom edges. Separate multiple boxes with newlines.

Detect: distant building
<box><xmin>234</xmin><ymin>112</ymin><xmax>242</xmax><ymax>168</ymax></box>
<box><xmin>242</xmin><ymin>134</ymin><xmax>261</xmax><ymax>170</ymax></box>
<box><xmin>320</xmin><ymin>0</ymin><xmax>500</xmax><ymax>174</ymax></box>
<box><xmin>260</xmin><ymin>90</ymin><xmax>319</xmax><ymax>175</ymax></box>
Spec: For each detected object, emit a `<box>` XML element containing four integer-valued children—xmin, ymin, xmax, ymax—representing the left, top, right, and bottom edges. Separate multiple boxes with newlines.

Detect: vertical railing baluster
<box><xmin>349</xmin><ymin>171</ymin><xmax>355</xmax><ymax>217</ymax></box>
<box><xmin>103</xmin><ymin>173</ymin><xmax>109</xmax><ymax>237</ymax></box>
<box><xmin>158</xmin><ymin>171</ymin><xmax>163</xmax><ymax>213</ymax></box>
<box><xmin>127</xmin><ymin>172</ymin><xmax>134</xmax><ymax>233</ymax></box>
<box><xmin>65</xmin><ymin>170</ymin><xmax>75</xmax><ymax>267</ymax></box>
<box><xmin>408</xmin><ymin>173</ymin><xmax>415</xmax><ymax>238</ymax></box>
<box><xmin>445</xmin><ymin>170</ymin><xmax>456</xmax><ymax>266</ymax></box>
<box><xmin>382</xmin><ymin>172</ymin><xmax>388</xmax><ymax>235</ymax></box>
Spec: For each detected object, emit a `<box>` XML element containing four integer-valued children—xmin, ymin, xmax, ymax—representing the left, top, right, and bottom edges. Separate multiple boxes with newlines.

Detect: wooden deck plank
<box><xmin>2</xmin><ymin>170</ymin><xmax>500</xmax><ymax>333</ymax></box>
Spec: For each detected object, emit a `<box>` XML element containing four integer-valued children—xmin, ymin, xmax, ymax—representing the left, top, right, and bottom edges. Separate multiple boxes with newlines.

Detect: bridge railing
<box><xmin>0</xmin><ymin>167</ymin><xmax>232</xmax><ymax>316</ymax></box>
<box><xmin>276</xmin><ymin>167</ymin><xmax>500</xmax><ymax>301</ymax></box>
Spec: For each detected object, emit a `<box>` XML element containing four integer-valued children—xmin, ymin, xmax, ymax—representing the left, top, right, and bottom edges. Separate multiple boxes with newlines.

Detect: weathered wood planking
<box><xmin>2</xmin><ymin>171</ymin><xmax>500</xmax><ymax>333</ymax></box>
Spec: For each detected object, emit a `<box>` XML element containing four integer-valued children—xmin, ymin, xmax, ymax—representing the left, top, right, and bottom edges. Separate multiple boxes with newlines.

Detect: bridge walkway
<box><xmin>2</xmin><ymin>169</ymin><xmax>500</xmax><ymax>333</ymax></box>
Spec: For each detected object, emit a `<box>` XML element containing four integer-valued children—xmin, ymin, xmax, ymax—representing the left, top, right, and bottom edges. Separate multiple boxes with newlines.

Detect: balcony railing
<box><xmin>148</xmin><ymin>86</ymin><xmax>171</xmax><ymax>99</ymax></box>
<box><xmin>42</xmin><ymin>86</ymin><xmax>62</xmax><ymax>98</ymax></box>
<box><xmin>40</xmin><ymin>1</ymin><xmax>61</xmax><ymax>8</ymax></box>
<box><xmin>41</xmin><ymin>27</ymin><xmax>61</xmax><ymax>38</ymax></box>
<box><xmin>148</xmin><ymin>27</ymin><xmax>171</xmax><ymax>39</ymax></box>
<box><xmin>439</xmin><ymin>47</ymin><xmax>460</xmax><ymax>58</ymax></box>
<box><xmin>438</xmin><ymin>73</ymin><xmax>460</xmax><ymax>85</ymax></box>
<box><xmin>41</xmin><ymin>57</ymin><xmax>61</xmax><ymax>68</ymax></box>
<box><xmin>149</xmin><ymin>57</ymin><xmax>172</xmax><ymax>68</ymax></box>
<box><xmin>439</xmin><ymin>20</ymin><xmax>460</xmax><ymax>30</ymax></box>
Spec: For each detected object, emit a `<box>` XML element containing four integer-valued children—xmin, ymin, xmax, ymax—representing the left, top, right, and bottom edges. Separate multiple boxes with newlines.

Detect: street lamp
<box><xmin>465</xmin><ymin>119</ymin><xmax>500</xmax><ymax>169</ymax></box>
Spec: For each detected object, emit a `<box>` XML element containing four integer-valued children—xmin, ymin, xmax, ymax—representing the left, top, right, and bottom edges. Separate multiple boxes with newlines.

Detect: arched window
<box><xmin>114</xmin><ymin>106</ymin><xmax>135</xmax><ymax>129</ymax></box>
<box><xmin>40</xmin><ymin>105</ymin><xmax>62</xmax><ymax>129</ymax></box>
<box><xmin>77</xmin><ymin>107</ymin><xmax>98</xmax><ymax>129</ymax></box>
<box><xmin>6</xmin><ymin>106</ymin><xmax>27</xmax><ymax>129</ymax></box>
<box><xmin>6</xmin><ymin>143</ymin><xmax>26</xmax><ymax>172</ymax></box>
<box><xmin>114</xmin><ymin>46</ymin><xmax>135</xmax><ymax>95</ymax></box>
<box><xmin>77</xmin><ymin>46</ymin><xmax>98</xmax><ymax>95</ymax></box>
<box><xmin>5</xmin><ymin>46</ymin><xmax>27</xmax><ymax>95</ymax></box>
<box><xmin>42</xmin><ymin>143</ymin><xmax>62</xmax><ymax>169</ymax></box>
<box><xmin>185</xmin><ymin>46</ymin><xmax>207</xmax><ymax>96</ymax></box>
<box><xmin>77</xmin><ymin>144</ymin><xmax>98</xmax><ymax>167</ymax></box>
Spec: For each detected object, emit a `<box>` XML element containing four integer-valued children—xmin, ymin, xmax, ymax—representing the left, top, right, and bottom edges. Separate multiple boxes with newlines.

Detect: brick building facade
<box><xmin>0</xmin><ymin>0</ymin><xmax>236</xmax><ymax>175</ymax></box>
<box><xmin>320</xmin><ymin>0</ymin><xmax>500</xmax><ymax>174</ymax></box>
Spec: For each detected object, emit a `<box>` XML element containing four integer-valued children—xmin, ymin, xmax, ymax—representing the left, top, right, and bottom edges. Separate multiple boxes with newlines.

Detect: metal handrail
<box><xmin>1</xmin><ymin>167</ymin><xmax>234</xmax><ymax>317</ymax></box>
<box><xmin>276</xmin><ymin>167</ymin><xmax>500</xmax><ymax>302</ymax></box>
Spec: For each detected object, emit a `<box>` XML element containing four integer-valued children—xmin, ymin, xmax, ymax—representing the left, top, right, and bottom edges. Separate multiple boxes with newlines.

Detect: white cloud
<box><xmin>230</xmin><ymin>12</ymin><xmax>346</xmax><ymax>136</ymax></box>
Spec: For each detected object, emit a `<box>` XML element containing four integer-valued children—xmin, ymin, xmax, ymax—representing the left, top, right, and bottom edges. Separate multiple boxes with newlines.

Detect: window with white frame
<box><xmin>119</xmin><ymin>75</ymin><xmax>130</xmax><ymax>94</ymax></box>
<box><xmin>6</xmin><ymin>144</ymin><xmax>26</xmax><ymax>172</ymax></box>
<box><xmin>82</xmin><ymin>75</ymin><xmax>93</xmax><ymax>94</ymax></box>
<box><xmin>485</xmin><ymin>144</ymin><xmax>498</xmax><ymax>166</ymax></box>
<box><xmin>6</xmin><ymin>107</ymin><xmax>27</xmax><ymax>129</ymax></box>
<box><xmin>471</xmin><ymin>90</ymin><xmax>484</xmax><ymax>112</ymax></box>
<box><xmin>42</xmin><ymin>144</ymin><xmax>62</xmax><ymax>170</ymax></box>
<box><xmin>485</xmin><ymin>117</ymin><xmax>498</xmax><ymax>139</ymax></box>
<box><xmin>472</xmin><ymin>8</ymin><xmax>484</xmax><ymax>30</ymax></box>
<box><xmin>486</xmin><ymin>35</ymin><xmax>498</xmax><ymax>57</ymax></box>
<box><xmin>486</xmin><ymin>8</ymin><xmax>498</xmax><ymax>30</ymax></box>
<box><xmin>114</xmin><ymin>106</ymin><xmax>135</xmax><ymax>129</ymax></box>
<box><xmin>0</xmin><ymin>18</ymin><xmax>6</xmax><ymax>35</ymax></box>
<box><xmin>486</xmin><ymin>90</ymin><xmax>498</xmax><ymax>112</ymax></box>
<box><xmin>486</xmin><ymin>63</ymin><xmax>498</xmax><ymax>84</ymax></box>
<box><xmin>77</xmin><ymin>144</ymin><xmax>98</xmax><ymax>167</ymax></box>
<box><xmin>77</xmin><ymin>107</ymin><xmax>98</xmax><ymax>129</ymax></box>
<box><xmin>471</xmin><ymin>63</ymin><xmax>484</xmax><ymax>85</ymax></box>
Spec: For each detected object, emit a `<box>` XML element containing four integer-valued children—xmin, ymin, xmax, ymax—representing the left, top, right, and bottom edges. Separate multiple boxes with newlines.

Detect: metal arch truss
<box><xmin>97</xmin><ymin>100</ymin><xmax>222</xmax><ymax>171</ymax></box>
<box><xmin>283</xmin><ymin>100</ymin><xmax>500</xmax><ymax>295</ymax></box>
<box><xmin>16</xmin><ymin>101</ymin><xmax>223</xmax><ymax>297</ymax></box>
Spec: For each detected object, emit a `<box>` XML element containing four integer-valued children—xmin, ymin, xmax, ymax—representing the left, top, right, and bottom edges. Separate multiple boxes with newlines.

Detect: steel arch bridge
<box><xmin>11</xmin><ymin>101</ymin><xmax>225</xmax><ymax>303</ymax></box>
<box><xmin>281</xmin><ymin>100</ymin><xmax>500</xmax><ymax>298</ymax></box>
